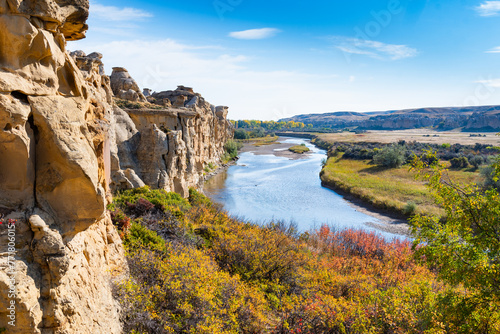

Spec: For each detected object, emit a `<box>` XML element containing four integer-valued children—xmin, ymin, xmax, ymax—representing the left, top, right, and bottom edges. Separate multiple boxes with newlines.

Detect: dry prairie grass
<box><xmin>317</xmin><ymin>129</ymin><xmax>500</xmax><ymax>146</ymax></box>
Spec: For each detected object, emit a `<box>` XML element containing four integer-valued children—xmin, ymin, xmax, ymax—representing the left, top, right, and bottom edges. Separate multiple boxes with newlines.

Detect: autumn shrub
<box><xmin>114</xmin><ymin>186</ymin><xmax>191</xmax><ymax>217</ymax></box>
<box><xmin>111</xmin><ymin>187</ymin><xmax>500</xmax><ymax>333</ymax></box>
<box><xmin>110</xmin><ymin>208</ymin><xmax>131</xmax><ymax>238</ymax></box>
<box><xmin>126</xmin><ymin>197</ymin><xmax>155</xmax><ymax>216</ymax></box>
<box><xmin>210</xmin><ymin>222</ymin><xmax>306</xmax><ymax>289</ymax></box>
<box><xmin>117</xmin><ymin>244</ymin><xmax>271</xmax><ymax>334</ymax></box>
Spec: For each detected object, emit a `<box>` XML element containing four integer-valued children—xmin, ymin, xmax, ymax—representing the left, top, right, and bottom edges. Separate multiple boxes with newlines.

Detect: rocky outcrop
<box><xmin>0</xmin><ymin>2</ymin><xmax>125</xmax><ymax>333</ymax></box>
<box><xmin>109</xmin><ymin>75</ymin><xmax>233</xmax><ymax>197</ymax></box>
<box><xmin>110</xmin><ymin>68</ymin><xmax>146</xmax><ymax>103</ymax></box>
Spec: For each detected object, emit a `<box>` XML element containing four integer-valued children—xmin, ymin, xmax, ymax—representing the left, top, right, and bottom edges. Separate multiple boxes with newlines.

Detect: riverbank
<box><xmin>239</xmin><ymin>137</ymin><xmax>312</xmax><ymax>160</ymax></box>
<box><xmin>206</xmin><ymin>136</ymin><xmax>412</xmax><ymax>237</ymax></box>
<box><xmin>315</xmin><ymin>130</ymin><xmax>486</xmax><ymax>230</ymax></box>
<box><xmin>247</xmin><ymin>137</ymin><xmax>413</xmax><ymax>236</ymax></box>
<box><xmin>320</xmin><ymin>156</ymin><xmax>439</xmax><ymax>218</ymax></box>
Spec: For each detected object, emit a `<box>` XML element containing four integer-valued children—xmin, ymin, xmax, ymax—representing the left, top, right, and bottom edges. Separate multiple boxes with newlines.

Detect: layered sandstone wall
<box><xmin>0</xmin><ymin>1</ymin><xmax>125</xmax><ymax>333</ymax></box>
<box><xmin>109</xmin><ymin>69</ymin><xmax>234</xmax><ymax>198</ymax></box>
<box><xmin>0</xmin><ymin>1</ymin><xmax>233</xmax><ymax>332</ymax></box>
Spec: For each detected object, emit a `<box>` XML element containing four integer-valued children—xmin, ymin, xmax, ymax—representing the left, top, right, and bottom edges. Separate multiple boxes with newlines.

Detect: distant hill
<box><xmin>280</xmin><ymin>106</ymin><xmax>500</xmax><ymax>131</ymax></box>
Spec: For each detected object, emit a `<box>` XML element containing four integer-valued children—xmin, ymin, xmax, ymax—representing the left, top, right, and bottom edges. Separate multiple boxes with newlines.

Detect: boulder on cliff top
<box><xmin>110</xmin><ymin>67</ymin><xmax>147</xmax><ymax>102</ymax></box>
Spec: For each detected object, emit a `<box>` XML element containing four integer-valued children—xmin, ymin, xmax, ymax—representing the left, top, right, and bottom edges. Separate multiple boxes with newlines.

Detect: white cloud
<box><xmin>475</xmin><ymin>1</ymin><xmax>500</xmax><ymax>16</ymax></box>
<box><xmin>70</xmin><ymin>38</ymin><xmax>347</xmax><ymax>120</ymax></box>
<box><xmin>476</xmin><ymin>78</ymin><xmax>500</xmax><ymax>88</ymax></box>
<box><xmin>486</xmin><ymin>46</ymin><xmax>500</xmax><ymax>53</ymax></box>
<box><xmin>90</xmin><ymin>2</ymin><xmax>153</xmax><ymax>22</ymax></box>
<box><xmin>330</xmin><ymin>36</ymin><xmax>417</xmax><ymax>60</ymax></box>
<box><xmin>229</xmin><ymin>28</ymin><xmax>280</xmax><ymax>40</ymax></box>
<box><xmin>70</xmin><ymin>37</ymin><xmax>471</xmax><ymax>120</ymax></box>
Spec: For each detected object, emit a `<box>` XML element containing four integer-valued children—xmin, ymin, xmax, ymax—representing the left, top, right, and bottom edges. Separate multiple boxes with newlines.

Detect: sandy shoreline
<box><xmin>240</xmin><ymin>139</ymin><xmax>312</xmax><ymax>160</ymax></box>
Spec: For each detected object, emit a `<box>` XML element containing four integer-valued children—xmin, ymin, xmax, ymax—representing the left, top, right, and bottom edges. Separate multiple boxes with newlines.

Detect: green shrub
<box><xmin>373</xmin><ymin>144</ymin><xmax>407</xmax><ymax>168</ymax></box>
<box><xmin>450</xmin><ymin>156</ymin><xmax>469</xmax><ymax>168</ymax></box>
<box><xmin>481</xmin><ymin>159</ymin><xmax>500</xmax><ymax>190</ymax></box>
<box><xmin>188</xmin><ymin>188</ymin><xmax>212</xmax><ymax>207</ymax></box>
<box><xmin>403</xmin><ymin>201</ymin><xmax>417</xmax><ymax>215</ymax></box>
<box><xmin>234</xmin><ymin>129</ymin><xmax>250</xmax><ymax>139</ymax></box>
<box><xmin>470</xmin><ymin>155</ymin><xmax>484</xmax><ymax>168</ymax></box>
<box><xmin>224</xmin><ymin>139</ymin><xmax>241</xmax><ymax>160</ymax></box>
<box><xmin>411</xmin><ymin>152</ymin><xmax>500</xmax><ymax>330</ymax></box>
<box><xmin>114</xmin><ymin>186</ymin><xmax>191</xmax><ymax>215</ymax></box>
<box><xmin>289</xmin><ymin>145</ymin><xmax>310</xmax><ymax>154</ymax></box>
<box><xmin>124</xmin><ymin>222</ymin><xmax>166</xmax><ymax>253</ymax></box>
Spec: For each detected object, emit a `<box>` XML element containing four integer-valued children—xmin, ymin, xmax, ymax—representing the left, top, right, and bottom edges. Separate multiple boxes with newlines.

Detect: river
<box><xmin>204</xmin><ymin>137</ymin><xmax>407</xmax><ymax>239</ymax></box>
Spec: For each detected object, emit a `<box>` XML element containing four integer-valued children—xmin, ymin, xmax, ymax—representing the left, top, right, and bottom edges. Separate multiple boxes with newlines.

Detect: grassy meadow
<box><xmin>313</xmin><ymin>130</ymin><xmax>496</xmax><ymax>218</ymax></box>
<box><xmin>315</xmin><ymin>129</ymin><xmax>500</xmax><ymax>146</ymax></box>
<box><xmin>236</xmin><ymin>135</ymin><xmax>279</xmax><ymax>146</ymax></box>
<box><xmin>320</xmin><ymin>155</ymin><xmax>482</xmax><ymax>217</ymax></box>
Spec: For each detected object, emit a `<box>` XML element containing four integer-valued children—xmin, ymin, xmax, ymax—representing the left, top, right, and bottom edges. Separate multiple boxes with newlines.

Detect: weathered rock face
<box><xmin>0</xmin><ymin>2</ymin><xmax>125</xmax><ymax>333</ymax></box>
<box><xmin>110</xmin><ymin>67</ymin><xmax>146</xmax><ymax>103</ymax></box>
<box><xmin>109</xmin><ymin>72</ymin><xmax>234</xmax><ymax>197</ymax></box>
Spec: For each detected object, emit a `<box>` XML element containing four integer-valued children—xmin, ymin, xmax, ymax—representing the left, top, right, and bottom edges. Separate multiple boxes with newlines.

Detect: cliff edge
<box><xmin>108</xmin><ymin>69</ymin><xmax>233</xmax><ymax>198</ymax></box>
<box><xmin>0</xmin><ymin>1</ymin><xmax>125</xmax><ymax>333</ymax></box>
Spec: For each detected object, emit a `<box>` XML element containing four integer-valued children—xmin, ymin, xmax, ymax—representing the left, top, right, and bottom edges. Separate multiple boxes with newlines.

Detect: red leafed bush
<box><xmin>126</xmin><ymin>197</ymin><xmax>155</xmax><ymax>216</ymax></box>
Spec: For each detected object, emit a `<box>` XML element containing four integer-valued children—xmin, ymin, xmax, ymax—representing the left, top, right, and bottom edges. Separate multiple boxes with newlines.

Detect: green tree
<box><xmin>470</xmin><ymin>155</ymin><xmax>484</xmax><ymax>169</ymax></box>
<box><xmin>411</xmin><ymin>154</ymin><xmax>500</xmax><ymax>324</ymax></box>
<box><xmin>234</xmin><ymin>129</ymin><xmax>250</xmax><ymax>140</ymax></box>
<box><xmin>450</xmin><ymin>156</ymin><xmax>469</xmax><ymax>169</ymax></box>
<box><xmin>373</xmin><ymin>144</ymin><xmax>407</xmax><ymax>168</ymax></box>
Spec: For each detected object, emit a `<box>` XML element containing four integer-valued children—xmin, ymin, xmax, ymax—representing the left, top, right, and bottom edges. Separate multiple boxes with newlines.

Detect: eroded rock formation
<box><xmin>0</xmin><ymin>1</ymin><xmax>125</xmax><ymax>333</ymax></box>
<box><xmin>110</xmin><ymin>67</ymin><xmax>146</xmax><ymax>103</ymax></box>
<box><xmin>109</xmin><ymin>70</ymin><xmax>233</xmax><ymax>198</ymax></box>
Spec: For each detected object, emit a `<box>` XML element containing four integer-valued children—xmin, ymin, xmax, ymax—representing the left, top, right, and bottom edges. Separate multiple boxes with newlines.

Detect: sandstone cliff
<box><xmin>0</xmin><ymin>1</ymin><xmax>125</xmax><ymax>333</ymax></box>
<box><xmin>109</xmin><ymin>69</ymin><xmax>233</xmax><ymax>198</ymax></box>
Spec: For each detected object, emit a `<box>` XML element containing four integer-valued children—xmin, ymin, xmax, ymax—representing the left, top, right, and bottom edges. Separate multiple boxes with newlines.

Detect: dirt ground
<box><xmin>317</xmin><ymin>129</ymin><xmax>500</xmax><ymax>146</ymax></box>
<box><xmin>240</xmin><ymin>139</ymin><xmax>312</xmax><ymax>160</ymax></box>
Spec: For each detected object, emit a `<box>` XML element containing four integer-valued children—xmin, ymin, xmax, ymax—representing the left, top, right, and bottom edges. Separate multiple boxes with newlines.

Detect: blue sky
<box><xmin>72</xmin><ymin>0</ymin><xmax>500</xmax><ymax>120</ymax></box>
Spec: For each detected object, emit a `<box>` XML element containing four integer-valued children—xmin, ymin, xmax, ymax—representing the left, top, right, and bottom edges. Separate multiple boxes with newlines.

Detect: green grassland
<box><xmin>320</xmin><ymin>155</ymin><xmax>481</xmax><ymax>217</ymax></box>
